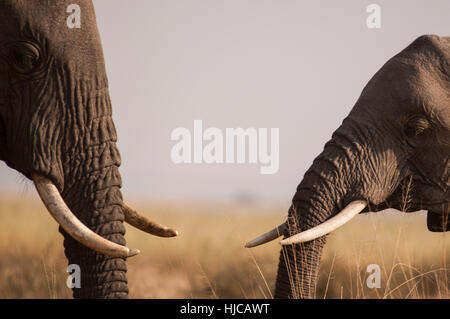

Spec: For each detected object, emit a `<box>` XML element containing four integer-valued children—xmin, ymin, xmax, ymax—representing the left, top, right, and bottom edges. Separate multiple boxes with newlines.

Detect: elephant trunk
<box><xmin>274</xmin><ymin>122</ymin><xmax>370</xmax><ymax>298</ymax></box>
<box><xmin>61</xmin><ymin>148</ymin><xmax>128</xmax><ymax>298</ymax></box>
<box><xmin>55</xmin><ymin>85</ymin><xmax>129</xmax><ymax>298</ymax></box>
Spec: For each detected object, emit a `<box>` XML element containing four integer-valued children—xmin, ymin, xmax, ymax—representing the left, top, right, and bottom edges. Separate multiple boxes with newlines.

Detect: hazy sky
<box><xmin>1</xmin><ymin>0</ymin><xmax>449</xmax><ymax>203</ymax></box>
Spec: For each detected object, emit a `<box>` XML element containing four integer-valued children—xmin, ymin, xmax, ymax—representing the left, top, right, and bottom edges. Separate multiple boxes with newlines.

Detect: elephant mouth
<box><xmin>408</xmin><ymin>162</ymin><xmax>449</xmax><ymax>198</ymax></box>
<box><xmin>419</xmin><ymin>201</ymin><xmax>450</xmax><ymax>216</ymax></box>
<box><xmin>380</xmin><ymin>174</ymin><xmax>448</xmax><ymax>213</ymax></box>
<box><xmin>410</xmin><ymin>180</ymin><xmax>449</xmax><ymax>212</ymax></box>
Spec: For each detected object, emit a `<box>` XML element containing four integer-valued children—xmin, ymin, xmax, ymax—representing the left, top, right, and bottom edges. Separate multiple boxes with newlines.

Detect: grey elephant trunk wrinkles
<box><xmin>57</xmin><ymin>81</ymin><xmax>128</xmax><ymax>298</ymax></box>
<box><xmin>47</xmin><ymin>71</ymin><xmax>128</xmax><ymax>298</ymax></box>
<box><xmin>61</xmin><ymin>140</ymin><xmax>128</xmax><ymax>298</ymax></box>
<box><xmin>274</xmin><ymin>123</ymin><xmax>374</xmax><ymax>298</ymax></box>
<box><xmin>29</xmin><ymin>61</ymin><xmax>129</xmax><ymax>297</ymax></box>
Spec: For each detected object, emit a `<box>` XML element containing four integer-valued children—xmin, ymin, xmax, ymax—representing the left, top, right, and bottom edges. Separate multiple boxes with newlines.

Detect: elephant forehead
<box><xmin>354</xmin><ymin>61</ymin><xmax>449</xmax><ymax>132</ymax></box>
<box><xmin>408</xmin><ymin>68</ymin><xmax>450</xmax><ymax>115</ymax></box>
<box><xmin>401</xmin><ymin>35</ymin><xmax>450</xmax><ymax>64</ymax></box>
<box><xmin>395</xmin><ymin>35</ymin><xmax>450</xmax><ymax>84</ymax></box>
<box><xmin>370</xmin><ymin>52</ymin><xmax>449</xmax><ymax>117</ymax></box>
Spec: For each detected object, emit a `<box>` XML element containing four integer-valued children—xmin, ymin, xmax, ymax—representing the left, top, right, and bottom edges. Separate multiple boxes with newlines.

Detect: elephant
<box><xmin>0</xmin><ymin>1</ymin><xmax>177</xmax><ymax>298</ymax></box>
<box><xmin>246</xmin><ymin>35</ymin><xmax>450</xmax><ymax>298</ymax></box>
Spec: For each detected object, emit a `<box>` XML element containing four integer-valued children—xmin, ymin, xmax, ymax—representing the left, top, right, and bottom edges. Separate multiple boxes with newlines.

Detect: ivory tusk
<box><xmin>32</xmin><ymin>173</ymin><xmax>140</xmax><ymax>258</ymax></box>
<box><xmin>245</xmin><ymin>223</ymin><xmax>287</xmax><ymax>248</ymax></box>
<box><xmin>280</xmin><ymin>200</ymin><xmax>367</xmax><ymax>245</ymax></box>
<box><xmin>123</xmin><ymin>203</ymin><xmax>178</xmax><ymax>237</ymax></box>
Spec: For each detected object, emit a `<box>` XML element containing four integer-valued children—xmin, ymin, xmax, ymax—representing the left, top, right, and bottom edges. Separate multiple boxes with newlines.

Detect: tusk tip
<box><xmin>168</xmin><ymin>229</ymin><xmax>179</xmax><ymax>237</ymax></box>
<box><xmin>243</xmin><ymin>223</ymin><xmax>287</xmax><ymax>248</ymax></box>
<box><xmin>158</xmin><ymin>228</ymin><xmax>179</xmax><ymax>237</ymax></box>
<box><xmin>122</xmin><ymin>202</ymin><xmax>179</xmax><ymax>238</ymax></box>
<box><xmin>127</xmin><ymin>248</ymin><xmax>141</xmax><ymax>257</ymax></box>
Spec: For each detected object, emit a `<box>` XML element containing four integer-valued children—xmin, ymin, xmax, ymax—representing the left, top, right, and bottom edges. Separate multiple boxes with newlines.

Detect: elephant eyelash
<box><xmin>404</xmin><ymin>115</ymin><xmax>431</xmax><ymax>138</ymax></box>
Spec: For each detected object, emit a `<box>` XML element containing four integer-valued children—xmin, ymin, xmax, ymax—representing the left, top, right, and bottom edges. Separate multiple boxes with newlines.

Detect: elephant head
<box><xmin>246</xmin><ymin>35</ymin><xmax>450</xmax><ymax>298</ymax></box>
<box><xmin>0</xmin><ymin>1</ymin><xmax>177</xmax><ymax>298</ymax></box>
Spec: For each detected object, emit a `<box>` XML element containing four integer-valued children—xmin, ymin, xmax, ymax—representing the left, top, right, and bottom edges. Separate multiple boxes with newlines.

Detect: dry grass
<box><xmin>0</xmin><ymin>194</ymin><xmax>448</xmax><ymax>298</ymax></box>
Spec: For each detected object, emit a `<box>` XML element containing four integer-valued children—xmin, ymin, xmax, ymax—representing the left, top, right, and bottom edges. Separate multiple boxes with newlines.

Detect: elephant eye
<box><xmin>404</xmin><ymin>116</ymin><xmax>430</xmax><ymax>139</ymax></box>
<box><xmin>7</xmin><ymin>42</ymin><xmax>41</xmax><ymax>74</ymax></box>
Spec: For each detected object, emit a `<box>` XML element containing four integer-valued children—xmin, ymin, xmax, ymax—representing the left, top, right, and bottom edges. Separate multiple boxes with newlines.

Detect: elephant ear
<box><xmin>427</xmin><ymin>212</ymin><xmax>450</xmax><ymax>232</ymax></box>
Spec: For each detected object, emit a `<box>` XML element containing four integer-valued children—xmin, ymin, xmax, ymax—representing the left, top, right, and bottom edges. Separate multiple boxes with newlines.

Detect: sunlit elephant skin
<box><xmin>249</xmin><ymin>35</ymin><xmax>449</xmax><ymax>299</ymax></box>
<box><xmin>0</xmin><ymin>1</ymin><xmax>177</xmax><ymax>298</ymax></box>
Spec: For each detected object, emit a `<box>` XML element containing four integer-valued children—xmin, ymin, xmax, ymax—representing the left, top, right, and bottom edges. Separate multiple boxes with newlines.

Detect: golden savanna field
<box><xmin>0</xmin><ymin>193</ymin><xmax>448</xmax><ymax>299</ymax></box>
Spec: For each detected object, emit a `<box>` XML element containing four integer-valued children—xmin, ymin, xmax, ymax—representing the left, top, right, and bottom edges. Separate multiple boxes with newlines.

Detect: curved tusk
<box><xmin>32</xmin><ymin>173</ymin><xmax>140</xmax><ymax>258</ymax></box>
<box><xmin>122</xmin><ymin>203</ymin><xmax>178</xmax><ymax>237</ymax></box>
<box><xmin>245</xmin><ymin>223</ymin><xmax>287</xmax><ymax>248</ymax></box>
<box><xmin>280</xmin><ymin>200</ymin><xmax>367</xmax><ymax>245</ymax></box>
